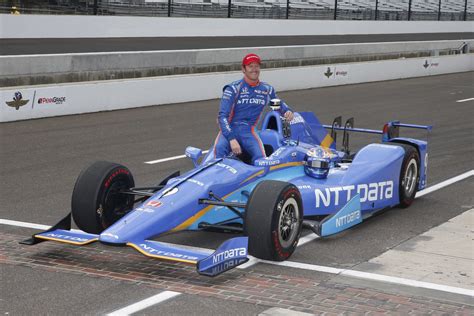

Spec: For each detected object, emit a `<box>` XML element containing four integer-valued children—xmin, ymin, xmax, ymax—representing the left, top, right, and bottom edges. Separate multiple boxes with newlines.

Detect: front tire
<box><xmin>398</xmin><ymin>145</ymin><xmax>420</xmax><ymax>208</ymax></box>
<box><xmin>244</xmin><ymin>180</ymin><xmax>303</xmax><ymax>261</ymax></box>
<box><xmin>71</xmin><ymin>161</ymin><xmax>135</xmax><ymax>234</ymax></box>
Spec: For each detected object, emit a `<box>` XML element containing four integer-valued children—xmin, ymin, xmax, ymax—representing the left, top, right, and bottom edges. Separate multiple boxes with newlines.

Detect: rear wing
<box><xmin>323</xmin><ymin>120</ymin><xmax>432</xmax><ymax>143</ymax></box>
<box><xmin>323</xmin><ymin>118</ymin><xmax>433</xmax><ymax>190</ymax></box>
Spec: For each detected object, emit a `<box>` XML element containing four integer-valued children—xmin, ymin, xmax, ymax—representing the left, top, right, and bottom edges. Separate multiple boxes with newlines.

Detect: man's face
<box><xmin>242</xmin><ymin>62</ymin><xmax>260</xmax><ymax>82</ymax></box>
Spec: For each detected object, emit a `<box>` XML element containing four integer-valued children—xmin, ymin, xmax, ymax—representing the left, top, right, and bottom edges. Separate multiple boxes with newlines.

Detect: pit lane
<box><xmin>1</xmin><ymin>72</ymin><xmax>473</xmax><ymax>314</ymax></box>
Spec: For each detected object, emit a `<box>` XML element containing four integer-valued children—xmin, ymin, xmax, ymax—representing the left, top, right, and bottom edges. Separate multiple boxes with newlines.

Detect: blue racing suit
<box><xmin>212</xmin><ymin>79</ymin><xmax>291</xmax><ymax>164</ymax></box>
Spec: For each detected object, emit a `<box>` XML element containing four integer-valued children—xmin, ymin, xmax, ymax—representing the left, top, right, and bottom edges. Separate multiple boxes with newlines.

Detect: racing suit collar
<box><xmin>243</xmin><ymin>77</ymin><xmax>260</xmax><ymax>87</ymax></box>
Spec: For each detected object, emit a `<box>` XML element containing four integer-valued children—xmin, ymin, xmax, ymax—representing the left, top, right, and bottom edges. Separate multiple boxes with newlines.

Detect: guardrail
<box><xmin>0</xmin><ymin>0</ymin><xmax>472</xmax><ymax>21</ymax></box>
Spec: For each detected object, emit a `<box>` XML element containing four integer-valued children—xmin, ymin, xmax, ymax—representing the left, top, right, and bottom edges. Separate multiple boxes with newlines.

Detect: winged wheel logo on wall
<box><xmin>5</xmin><ymin>92</ymin><xmax>29</xmax><ymax>110</ymax></box>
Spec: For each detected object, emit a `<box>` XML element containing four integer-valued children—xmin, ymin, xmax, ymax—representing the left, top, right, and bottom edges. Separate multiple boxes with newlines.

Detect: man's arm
<box><xmin>218</xmin><ymin>86</ymin><xmax>242</xmax><ymax>155</ymax></box>
<box><xmin>218</xmin><ymin>86</ymin><xmax>237</xmax><ymax>141</ymax></box>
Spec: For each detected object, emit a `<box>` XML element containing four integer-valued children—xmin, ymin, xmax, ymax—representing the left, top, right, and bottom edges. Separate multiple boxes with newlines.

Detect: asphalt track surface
<box><xmin>1</xmin><ymin>32</ymin><xmax>474</xmax><ymax>55</ymax></box>
<box><xmin>1</xmin><ymin>72</ymin><xmax>473</xmax><ymax>314</ymax></box>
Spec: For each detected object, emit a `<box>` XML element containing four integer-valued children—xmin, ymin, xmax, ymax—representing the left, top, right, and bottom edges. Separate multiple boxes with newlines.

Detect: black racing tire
<box><xmin>71</xmin><ymin>161</ymin><xmax>135</xmax><ymax>234</ymax></box>
<box><xmin>244</xmin><ymin>180</ymin><xmax>303</xmax><ymax>261</ymax></box>
<box><xmin>397</xmin><ymin>144</ymin><xmax>420</xmax><ymax>208</ymax></box>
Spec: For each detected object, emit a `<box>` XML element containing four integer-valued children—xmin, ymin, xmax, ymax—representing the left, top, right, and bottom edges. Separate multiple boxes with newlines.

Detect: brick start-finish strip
<box><xmin>1</xmin><ymin>232</ymin><xmax>472</xmax><ymax>315</ymax></box>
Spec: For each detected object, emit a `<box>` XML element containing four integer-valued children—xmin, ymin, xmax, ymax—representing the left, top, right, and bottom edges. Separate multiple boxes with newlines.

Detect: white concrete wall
<box><xmin>3</xmin><ymin>40</ymin><xmax>471</xmax><ymax>77</ymax></box>
<box><xmin>1</xmin><ymin>14</ymin><xmax>473</xmax><ymax>39</ymax></box>
<box><xmin>1</xmin><ymin>53</ymin><xmax>471</xmax><ymax>122</ymax></box>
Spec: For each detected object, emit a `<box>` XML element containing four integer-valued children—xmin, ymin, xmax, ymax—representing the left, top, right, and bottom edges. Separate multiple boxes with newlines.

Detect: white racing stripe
<box><xmin>106</xmin><ymin>291</ymin><xmax>181</xmax><ymax>316</ymax></box>
<box><xmin>145</xmin><ymin>150</ymin><xmax>209</xmax><ymax>164</ymax></box>
<box><xmin>456</xmin><ymin>97</ymin><xmax>474</xmax><ymax>103</ymax></box>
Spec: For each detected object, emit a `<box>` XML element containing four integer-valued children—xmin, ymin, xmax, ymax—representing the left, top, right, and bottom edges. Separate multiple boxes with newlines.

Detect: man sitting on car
<box><xmin>211</xmin><ymin>53</ymin><xmax>294</xmax><ymax>164</ymax></box>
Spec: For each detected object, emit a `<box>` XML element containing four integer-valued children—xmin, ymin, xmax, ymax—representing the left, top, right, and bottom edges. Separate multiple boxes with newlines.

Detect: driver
<box><xmin>212</xmin><ymin>53</ymin><xmax>294</xmax><ymax>164</ymax></box>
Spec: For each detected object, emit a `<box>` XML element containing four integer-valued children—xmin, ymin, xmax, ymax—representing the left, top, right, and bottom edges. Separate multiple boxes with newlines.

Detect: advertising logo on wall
<box><xmin>5</xmin><ymin>91</ymin><xmax>30</xmax><ymax>110</ymax></box>
<box><xmin>324</xmin><ymin>67</ymin><xmax>349</xmax><ymax>79</ymax></box>
<box><xmin>324</xmin><ymin>67</ymin><xmax>334</xmax><ymax>78</ymax></box>
<box><xmin>37</xmin><ymin>96</ymin><xmax>67</xmax><ymax>105</ymax></box>
<box><xmin>423</xmin><ymin>59</ymin><xmax>440</xmax><ymax>69</ymax></box>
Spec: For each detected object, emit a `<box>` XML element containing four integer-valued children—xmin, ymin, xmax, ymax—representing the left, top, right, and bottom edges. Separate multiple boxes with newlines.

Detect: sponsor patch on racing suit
<box><xmin>213</xmin><ymin>79</ymin><xmax>291</xmax><ymax>163</ymax></box>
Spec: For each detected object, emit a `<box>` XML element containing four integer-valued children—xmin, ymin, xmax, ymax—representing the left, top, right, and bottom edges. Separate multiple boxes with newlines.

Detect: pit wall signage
<box><xmin>324</xmin><ymin>66</ymin><xmax>349</xmax><ymax>79</ymax></box>
<box><xmin>1</xmin><ymin>88</ymin><xmax>69</xmax><ymax>121</ymax></box>
<box><xmin>2</xmin><ymin>90</ymin><xmax>67</xmax><ymax>111</ymax></box>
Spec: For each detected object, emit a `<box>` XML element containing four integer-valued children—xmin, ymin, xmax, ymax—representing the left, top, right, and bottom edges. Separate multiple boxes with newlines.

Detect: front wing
<box><xmin>21</xmin><ymin>214</ymin><xmax>248</xmax><ymax>277</ymax></box>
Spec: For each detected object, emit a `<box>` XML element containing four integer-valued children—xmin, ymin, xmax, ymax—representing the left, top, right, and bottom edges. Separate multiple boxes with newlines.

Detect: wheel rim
<box><xmin>278</xmin><ymin>197</ymin><xmax>300</xmax><ymax>248</ymax></box>
<box><xmin>101</xmin><ymin>178</ymin><xmax>133</xmax><ymax>228</ymax></box>
<box><xmin>402</xmin><ymin>158</ymin><xmax>418</xmax><ymax>197</ymax></box>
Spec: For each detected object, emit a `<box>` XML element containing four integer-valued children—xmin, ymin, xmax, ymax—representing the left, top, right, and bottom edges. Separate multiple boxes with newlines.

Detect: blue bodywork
<box><xmin>31</xmin><ymin>111</ymin><xmax>431</xmax><ymax>276</ymax></box>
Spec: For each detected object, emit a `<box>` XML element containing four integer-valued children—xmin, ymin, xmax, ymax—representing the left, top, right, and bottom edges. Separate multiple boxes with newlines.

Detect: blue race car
<box><xmin>22</xmin><ymin>104</ymin><xmax>431</xmax><ymax>276</ymax></box>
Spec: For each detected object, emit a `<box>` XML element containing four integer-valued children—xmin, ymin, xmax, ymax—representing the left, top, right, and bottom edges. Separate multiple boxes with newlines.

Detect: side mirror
<box><xmin>185</xmin><ymin>146</ymin><xmax>202</xmax><ymax>167</ymax></box>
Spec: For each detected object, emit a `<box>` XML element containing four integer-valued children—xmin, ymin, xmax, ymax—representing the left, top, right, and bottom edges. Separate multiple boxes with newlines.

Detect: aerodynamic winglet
<box><xmin>303</xmin><ymin>195</ymin><xmax>362</xmax><ymax>237</ymax></box>
<box><xmin>197</xmin><ymin>237</ymin><xmax>249</xmax><ymax>277</ymax></box>
<box><xmin>20</xmin><ymin>213</ymin><xmax>73</xmax><ymax>245</ymax></box>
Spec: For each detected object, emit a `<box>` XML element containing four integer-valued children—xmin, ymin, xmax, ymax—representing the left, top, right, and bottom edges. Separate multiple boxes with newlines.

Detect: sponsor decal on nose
<box><xmin>147</xmin><ymin>200</ymin><xmax>163</xmax><ymax>208</ymax></box>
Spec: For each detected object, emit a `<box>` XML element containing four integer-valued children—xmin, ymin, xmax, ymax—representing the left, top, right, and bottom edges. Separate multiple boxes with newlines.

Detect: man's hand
<box><xmin>230</xmin><ymin>139</ymin><xmax>242</xmax><ymax>155</ymax></box>
<box><xmin>284</xmin><ymin>111</ymin><xmax>294</xmax><ymax>122</ymax></box>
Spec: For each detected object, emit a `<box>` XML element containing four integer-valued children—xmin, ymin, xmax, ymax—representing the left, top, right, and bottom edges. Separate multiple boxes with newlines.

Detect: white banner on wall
<box><xmin>1</xmin><ymin>54</ymin><xmax>472</xmax><ymax>123</ymax></box>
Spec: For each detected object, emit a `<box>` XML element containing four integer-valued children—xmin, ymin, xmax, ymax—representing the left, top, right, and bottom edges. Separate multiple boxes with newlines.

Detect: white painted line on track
<box><xmin>265</xmin><ymin>260</ymin><xmax>343</xmax><ymax>275</ymax></box>
<box><xmin>340</xmin><ymin>270</ymin><xmax>474</xmax><ymax>297</ymax></box>
<box><xmin>106</xmin><ymin>291</ymin><xmax>181</xmax><ymax>316</ymax></box>
<box><xmin>0</xmin><ymin>219</ymin><xmax>83</xmax><ymax>233</ymax></box>
<box><xmin>456</xmin><ymin>97</ymin><xmax>474</xmax><ymax>103</ymax></box>
<box><xmin>0</xmin><ymin>219</ymin><xmax>49</xmax><ymax>230</ymax></box>
<box><xmin>236</xmin><ymin>232</ymin><xmax>320</xmax><ymax>269</ymax></box>
<box><xmin>415</xmin><ymin>170</ymin><xmax>474</xmax><ymax>198</ymax></box>
<box><xmin>1</xmin><ymin>170</ymin><xmax>473</xmax><ymax>297</ymax></box>
<box><xmin>257</xmin><ymin>260</ymin><xmax>474</xmax><ymax>297</ymax></box>
<box><xmin>145</xmin><ymin>150</ymin><xmax>209</xmax><ymax>164</ymax></box>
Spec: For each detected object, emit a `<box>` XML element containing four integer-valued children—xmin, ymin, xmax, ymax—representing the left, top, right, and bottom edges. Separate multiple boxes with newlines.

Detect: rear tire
<box><xmin>244</xmin><ymin>180</ymin><xmax>303</xmax><ymax>261</ymax></box>
<box><xmin>398</xmin><ymin>145</ymin><xmax>420</xmax><ymax>208</ymax></box>
<box><xmin>71</xmin><ymin>161</ymin><xmax>135</xmax><ymax>234</ymax></box>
